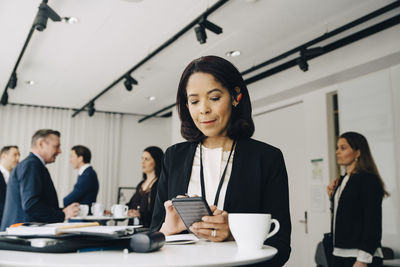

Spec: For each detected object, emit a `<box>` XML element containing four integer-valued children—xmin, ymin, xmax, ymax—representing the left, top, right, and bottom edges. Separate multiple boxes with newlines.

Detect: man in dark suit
<box><xmin>1</xmin><ymin>129</ymin><xmax>80</xmax><ymax>231</ymax></box>
<box><xmin>0</xmin><ymin>146</ymin><xmax>20</xmax><ymax>224</ymax></box>
<box><xmin>63</xmin><ymin>145</ymin><xmax>99</xmax><ymax>207</ymax></box>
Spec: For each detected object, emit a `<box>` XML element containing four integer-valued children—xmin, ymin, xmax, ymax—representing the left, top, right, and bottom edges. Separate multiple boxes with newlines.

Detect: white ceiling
<box><xmin>0</xmin><ymin>0</ymin><xmax>396</xmax><ymax>117</ymax></box>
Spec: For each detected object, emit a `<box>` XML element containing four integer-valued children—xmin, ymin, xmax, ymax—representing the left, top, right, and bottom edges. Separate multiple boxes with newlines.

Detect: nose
<box><xmin>200</xmin><ymin>101</ymin><xmax>211</xmax><ymax>115</ymax></box>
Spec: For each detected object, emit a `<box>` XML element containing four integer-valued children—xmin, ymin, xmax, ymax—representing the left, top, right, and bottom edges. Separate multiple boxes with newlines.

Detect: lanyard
<box><xmin>199</xmin><ymin>140</ymin><xmax>236</xmax><ymax>206</ymax></box>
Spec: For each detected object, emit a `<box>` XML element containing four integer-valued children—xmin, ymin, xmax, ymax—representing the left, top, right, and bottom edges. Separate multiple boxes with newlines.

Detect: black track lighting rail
<box><xmin>1</xmin><ymin>26</ymin><xmax>36</xmax><ymax>105</ymax></box>
<box><xmin>71</xmin><ymin>0</ymin><xmax>229</xmax><ymax>118</ymax></box>
<box><xmin>1</xmin><ymin>0</ymin><xmax>63</xmax><ymax>106</ymax></box>
<box><xmin>244</xmin><ymin>14</ymin><xmax>400</xmax><ymax>85</ymax></box>
<box><xmin>138</xmin><ymin>2</ymin><xmax>400</xmax><ymax>123</ymax></box>
<box><xmin>240</xmin><ymin>0</ymin><xmax>400</xmax><ymax>76</ymax></box>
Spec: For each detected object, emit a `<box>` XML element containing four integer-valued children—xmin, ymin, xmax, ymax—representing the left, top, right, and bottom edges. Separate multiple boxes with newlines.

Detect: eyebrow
<box><xmin>187</xmin><ymin>88</ymin><xmax>223</xmax><ymax>97</ymax></box>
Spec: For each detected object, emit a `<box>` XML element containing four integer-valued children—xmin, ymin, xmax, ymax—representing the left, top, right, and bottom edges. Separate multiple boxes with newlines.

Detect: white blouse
<box><xmin>187</xmin><ymin>145</ymin><xmax>234</xmax><ymax>210</ymax></box>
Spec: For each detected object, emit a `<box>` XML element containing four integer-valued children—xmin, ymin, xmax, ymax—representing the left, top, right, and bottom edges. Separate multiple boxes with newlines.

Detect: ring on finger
<box><xmin>211</xmin><ymin>229</ymin><xmax>216</xmax><ymax>237</ymax></box>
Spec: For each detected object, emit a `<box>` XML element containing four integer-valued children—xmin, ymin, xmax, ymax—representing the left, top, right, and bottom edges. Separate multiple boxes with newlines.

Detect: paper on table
<box><xmin>165</xmin><ymin>234</ymin><xmax>199</xmax><ymax>244</ymax></box>
<box><xmin>62</xmin><ymin>225</ymin><xmax>140</xmax><ymax>235</ymax></box>
<box><xmin>6</xmin><ymin>222</ymin><xmax>99</xmax><ymax>236</ymax></box>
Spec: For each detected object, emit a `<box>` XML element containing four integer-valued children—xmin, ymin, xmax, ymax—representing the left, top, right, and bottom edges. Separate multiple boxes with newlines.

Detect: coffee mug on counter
<box><xmin>91</xmin><ymin>203</ymin><xmax>105</xmax><ymax>217</ymax></box>
<box><xmin>111</xmin><ymin>204</ymin><xmax>128</xmax><ymax>218</ymax></box>
<box><xmin>78</xmin><ymin>204</ymin><xmax>89</xmax><ymax>217</ymax></box>
<box><xmin>228</xmin><ymin>213</ymin><xmax>280</xmax><ymax>250</ymax></box>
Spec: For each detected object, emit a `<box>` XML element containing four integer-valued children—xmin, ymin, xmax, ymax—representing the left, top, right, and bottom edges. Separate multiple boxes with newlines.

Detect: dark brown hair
<box><xmin>340</xmin><ymin>131</ymin><xmax>390</xmax><ymax>198</ymax></box>
<box><xmin>176</xmin><ymin>55</ymin><xmax>254</xmax><ymax>142</ymax></box>
<box><xmin>0</xmin><ymin>146</ymin><xmax>19</xmax><ymax>156</ymax></box>
<box><xmin>142</xmin><ymin>146</ymin><xmax>164</xmax><ymax>180</ymax></box>
<box><xmin>71</xmin><ymin>145</ymin><xmax>92</xmax><ymax>163</ymax></box>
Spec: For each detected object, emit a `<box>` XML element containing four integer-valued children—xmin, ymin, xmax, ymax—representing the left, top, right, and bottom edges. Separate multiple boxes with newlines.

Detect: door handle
<box><xmin>298</xmin><ymin>211</ymin><xmax>308</xmax><ymax>234</ymax></box>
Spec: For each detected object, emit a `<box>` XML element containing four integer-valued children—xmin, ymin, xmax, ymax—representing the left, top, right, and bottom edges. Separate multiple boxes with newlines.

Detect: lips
<box><xmin>200</xmin><ymin>119</ymin><xmax>216</xmax><ymax>125</ymax></box>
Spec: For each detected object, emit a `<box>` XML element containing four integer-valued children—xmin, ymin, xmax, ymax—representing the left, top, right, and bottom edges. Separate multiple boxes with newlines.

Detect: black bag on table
<box><xmin>0</xmin><ymin>231</ymin><xmax>165</xmax><ymax>253</ymax></box>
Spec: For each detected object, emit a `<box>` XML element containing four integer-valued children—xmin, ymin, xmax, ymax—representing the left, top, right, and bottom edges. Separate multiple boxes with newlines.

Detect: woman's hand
<box><xmin>127</xmin><ymin>209</ymin><xmax>140</xmax><ymax>218</ymax></box>
<box><xmin>353</xmin><ymin>261</ymin><xmax>367</xmax><ymax>267</ymax></box>
<box><xmin>327</xmin><ymin>178</ymin><xmax>339</xmax><ymax>197</ymax></box>
<box><xmin>159</xmin><ymin>199</ymin><xmax>186</xmax><ymax>236</ymax></box>
<box><xmin>189</xmin><ymin>206</ymin><xmax>232</xmax><ymax>242</ymax></box>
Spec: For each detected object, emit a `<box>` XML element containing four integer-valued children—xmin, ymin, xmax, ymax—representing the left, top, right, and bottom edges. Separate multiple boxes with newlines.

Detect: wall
<box><xmin>169</xmin><ymin>24</ymin><xmax>400</xmax><ymax>262</ymax></box>
<box><xmin>117</xmin><ymin>115</ymin><xmax>172</xmax><ymax>190</ymax></box>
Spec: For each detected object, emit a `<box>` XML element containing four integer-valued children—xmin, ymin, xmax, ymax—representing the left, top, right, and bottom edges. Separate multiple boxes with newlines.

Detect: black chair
<box><xmin>315</xmin><ymin>241</ymin><xmax>329</xmax><ymax>267</ymax></box>
<box><xmin>382</xmin><ymin>246</ymin><xmax>395</xmax><ymax>267</ymax></box>
<box><xmin>382</xmin><ymin>246</ymin><xmax>394</xmax><ymax>260</ymax></box>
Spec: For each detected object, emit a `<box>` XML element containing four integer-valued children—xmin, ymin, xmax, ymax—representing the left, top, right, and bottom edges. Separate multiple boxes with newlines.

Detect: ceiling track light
<box><xmin>123</xmin><ymin>75</ymin><xmax>138</xmax><ymax>91</ymax></box>
<box><xmin>194</xmin><ymin>16</ymin><xmax>223</xmax><ymax>44</ymax></box>
<box><xmin>88</xmin><ymin>101</ymin><xmax>95</xmax><ymax>117</ymax></box>
<box><xmin>71</xmin><ymin>0</ymin><xmax>229</xmax><ymax>118</ymax></box>
<box><xmin>296</xmin><ymin>47</ymin><xmax>324</xmax><ymax>72</ymax></box>
<box><xmin>1</xmin><ymin>91</ymin><xmax>8</xmax><ymax>106</ymax></box>
<box><xmin>33</xmin><ymin>1</ymin><xmax>62</xmax><ymax>32</ymax></box>
<box><xmin>8</xmin><ymin>73</ymin><xmax>17</xmax><ymax>89</ymax></box>
<box><xmin>195</xmin><ymin>25</ymin><xmax>207</xmax><ymax>44</ymax></box>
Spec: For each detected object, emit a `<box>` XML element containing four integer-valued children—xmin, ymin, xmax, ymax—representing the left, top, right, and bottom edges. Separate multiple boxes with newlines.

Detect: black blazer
<box><xmin>332</xmin><ymin>171</ymin><xmax>383</xmax><ymax>255</ymax></box>
<box><xmin>63</xmin><ymin>166</ymin><xmax>99</xmax><ymax>207</ymax></box>
<box><xmin>0</xmin><ymin>171</ymin><xmax>6</xmax><ymax>224</ymax></box>
<box><xmin>1</xmin><ymin>153</ymin><xmax>65</xmax><ymax>231</ymax></box>
<box><xmin>151</xmin><ymin>138</ymin><xmax>291</xmax><ymax>266</ymax></box>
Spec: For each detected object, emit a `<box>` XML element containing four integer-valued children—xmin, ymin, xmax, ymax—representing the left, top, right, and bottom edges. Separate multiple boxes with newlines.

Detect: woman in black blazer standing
<box><xmin>327</xmin><ymin>132</ymin><xmax>390</xmax><ymax>267</ymax></box>
<box><xmin>150</xmin><ymin>56</ymin><xmax>291</xmax><ymax>266</ymax></box>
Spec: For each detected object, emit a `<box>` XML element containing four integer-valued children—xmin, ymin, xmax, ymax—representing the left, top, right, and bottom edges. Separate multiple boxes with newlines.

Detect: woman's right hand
<box><xmin>159</xmin><ymin>199</ymin><xmax>186</xmax><ymax>236</ymax></box>
<box><xmin>326</xmin><ymin>178</ymin><xmax>339</xmax><ymax>197</ymax></box>
<box><xmin>127</xmin><ymin>209</ymin><xmax>140</xmax><ymax>218</ymax></box>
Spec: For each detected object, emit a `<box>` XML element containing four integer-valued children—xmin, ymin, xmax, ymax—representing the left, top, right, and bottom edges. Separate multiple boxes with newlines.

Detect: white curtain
<box><xmin>0</xmin><ymin>104</ymin><xmax>121</xmax><ymax>209</ymax></box>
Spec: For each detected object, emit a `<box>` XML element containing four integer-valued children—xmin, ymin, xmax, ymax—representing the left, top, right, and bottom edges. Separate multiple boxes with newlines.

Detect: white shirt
<box><xmin>0</xmin><ymin>164</ymin><xmax>10</xmax><ymax>183</ymax></box>
<box><xmin>78</xmin><ymin>164</ymin><xmax>91</xmax><ymax>176</ymax></box>
<box><xmin>187</xmin><ymin>145</ymin><xmax>234</xmax><ymax>210</ymax></box>
<box><xmin>333</xmin><ymin>174</ymin><xmax>383</xmax><ymax>263</ymax></box>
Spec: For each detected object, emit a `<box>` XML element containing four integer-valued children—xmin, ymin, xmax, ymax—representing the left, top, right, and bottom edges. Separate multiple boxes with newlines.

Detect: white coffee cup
<box><xmin>78</xmin><ymin>204</ymin><xmax>89</xmax><ymax>217</ymax></box>
<box><xmin>111</xmin><ymin>204</ymin><xmax>128</xmax><ymax>218</ymax></box>
<box><xmin>228</xmin><ymin>213</ymin><xmax>280</xmax><ymax>250</ymax></box>
<box><xmin>91</xmin><ymin>203</ymin><xmax>105</xmax><ymax>217</ymax></box>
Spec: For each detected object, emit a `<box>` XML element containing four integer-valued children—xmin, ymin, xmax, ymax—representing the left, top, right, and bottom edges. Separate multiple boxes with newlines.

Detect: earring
<box><xmin>232</xmin><ymin>87</ymin><xmax>242</xmax><ymax>107</ymax></box>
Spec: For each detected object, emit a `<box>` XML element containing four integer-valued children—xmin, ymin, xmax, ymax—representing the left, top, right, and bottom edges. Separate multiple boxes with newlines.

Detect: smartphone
<box><xmin>171</xmin><ymin>197</ymin><xmax>213</xmax><ymax>231</ymax></box>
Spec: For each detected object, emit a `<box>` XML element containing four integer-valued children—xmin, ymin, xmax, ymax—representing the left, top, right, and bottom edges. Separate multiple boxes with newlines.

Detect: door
<box><xmin>253</xmin><ymin>102</ymin><xmax>309</xmax><ymax>267</ymax></box>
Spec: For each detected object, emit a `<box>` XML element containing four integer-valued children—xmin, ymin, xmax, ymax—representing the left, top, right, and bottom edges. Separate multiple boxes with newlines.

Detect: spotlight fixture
<box><xmin>195</xmin><ymin>25</ymin><xmax>207</xmax><ymax>44</ymax></box>
<box><xmin>296</xmin><ymin>56</ymin><xmax>309</xmax><ymax>72</ymax></box>
<box><xmin>33</xmin><ymin>2</ymin><xmax>62</xmax><ymax>32</ymax></box>
<box><xmin>8</xmin><ymin>73</ymin><xmax>17</xmax><ymax>89</ymax></box>
<box><xmin>25</xmin><ymin>80</ymin><xmax>35</xmax><ymax>85</ymax></box>
<box><xmin>296</xmin><ymin>47</ymin><xmax>324</xmax><ymax>72</ymax></box>
<box><xmin>1</xmin><ymin>91</ymin><xmax>8</xmax><ymax>106</ymax></box>
<box><xmin>61</xmin><ymin>17</ymin><xmax>79</xmax><ymax>24</ymax></box>
<box><xmin>226</xmin><ymin>50</ymin><xmax>241</xmax><ymax>57</ymax></box>
<box><xmin>194</xmin><ymin>17</ymin><xmax>223</xmax><ymax>44</ymax></box>
<box><xmin>123</xmin><ymin>75</ymin><xmax>138</xmax><ymax>91</ymax></box>
<box><xmin>88</xmin><ymin>101</ymin><xmax>95</xmax><ymax>117</ymax></box>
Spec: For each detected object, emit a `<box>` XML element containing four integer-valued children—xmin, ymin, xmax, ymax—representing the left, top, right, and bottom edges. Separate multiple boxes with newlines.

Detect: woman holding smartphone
<box><xmin>151</xmin><ymin>56</ymin><xmax>291</xmax><ymax>266</ymax></box>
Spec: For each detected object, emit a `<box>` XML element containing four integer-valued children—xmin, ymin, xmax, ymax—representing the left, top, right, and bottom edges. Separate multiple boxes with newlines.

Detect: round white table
<box><xmin>0</xmin><ymin>240</ymin><xmax>277</xmax><ymax>267</ymax></box>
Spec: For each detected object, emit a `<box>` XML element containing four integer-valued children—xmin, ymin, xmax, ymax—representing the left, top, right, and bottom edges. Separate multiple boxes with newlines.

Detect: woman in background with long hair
<box><xmin>327</xmin><ymin>131</ymin><xmax>389</xmax><ymax>267</ymax></box>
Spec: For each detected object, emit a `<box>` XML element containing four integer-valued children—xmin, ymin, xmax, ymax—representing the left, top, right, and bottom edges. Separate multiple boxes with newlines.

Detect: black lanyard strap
<box><xmin>199</xmin><ymin>140</ymin><xmax>236</xmax><ymax>206</ymax></box>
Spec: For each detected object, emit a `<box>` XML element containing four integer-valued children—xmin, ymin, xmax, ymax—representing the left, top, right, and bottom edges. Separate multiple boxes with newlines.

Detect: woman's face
<box><xmin>336</xmin><ymin>138</ymin><xmax>360</xmax><ymax>167</ymax></box>
<box><xmin>141</xmin><ymin>151</ymin><xmax>155</xmax><ymax>175</ymax></box>
<box><xmin>186</xmin><ymin>72</ymin><xmax>232</xmax><ymax>138</ymax></box>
